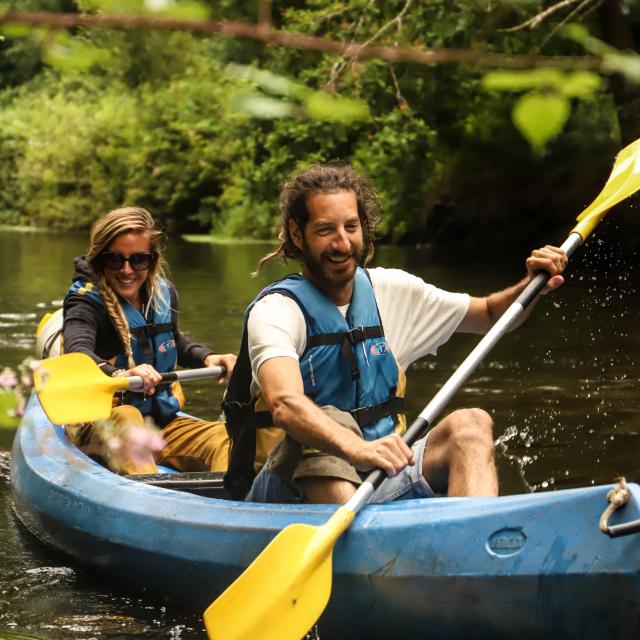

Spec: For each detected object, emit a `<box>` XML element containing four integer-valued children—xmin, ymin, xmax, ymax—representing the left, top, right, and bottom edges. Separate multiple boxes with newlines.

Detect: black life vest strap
<box><xmin>228</xmin><ymin>400</ymin><xmax>404</xmax><ymax>431</ymax></box>
<box><xmin>224</xmin><ymin>402</ymin><xmax>273</xmax><ymax>435</ymax></box>
<box><xmin>307</xmin><ymin>325</ymin><xmax>384</xmax><ymax>381</ymax></box>
<box><xmin>130</xmin><ymin>323</ymin><xmax>173</xmax><ymax>359</ymax></box>
<box><xmin>350</xmin><ymin>396</ymin><xmax>405</xmax><ymax>428</ymax></box>
<box><xmin>130</xmin><ymin>323</ymin><xmax>173</xmax><ymax>338</ymax></box>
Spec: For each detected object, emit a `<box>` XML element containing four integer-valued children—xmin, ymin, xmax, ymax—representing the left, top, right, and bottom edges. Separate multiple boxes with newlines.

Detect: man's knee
<box><xmin>300</xmin><ymin>477</ymin><xmax>358</xmax><ymax>504</ymax></box>
<box><xmin>445</xmin><ymin>408</ymin><xmax>494</xmax><ymax>450</ymax></box>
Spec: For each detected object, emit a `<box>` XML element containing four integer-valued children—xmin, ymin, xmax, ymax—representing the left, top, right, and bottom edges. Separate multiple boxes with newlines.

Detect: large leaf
<box><xmin>564</xmin><ymin>23</ymin><xmax>640</xmax><ymax>85</ymax></box>
<box><xmin>483</xmin><ymin>69</ymin><xmax>600</xmax><ymax>99</ymax></box>
<box><xmin>512</xmin><ymin>92</ymin><xmax>570</xmax><ymax>153</ymax></box>
<box><xmin>305</xmin><ymin>91</ymin><xmax>369</xmax><ymax>123</ymax></box>
<box><xmin>560</xmin><ymin>71</ymin><xmax>602</xmax><ymax>99</ymax></box>
<box><xmin>230</xmin><ymin>90</ymin><xmax>294</xmax><ymax>119</ymax></box>
<box><xmin>43</xmin><ymin>32</ymin><xmax>110</xmax><ymax>72</ymax></box>
<box><xmin>483</xmin><ymin>69</ymin><xmax>564</xmax><ymax>92</ymax></box>
<box><xmin>226</xmin><ymin>64</ymin><xmax>301</xmax><ymax>98</ymax></box>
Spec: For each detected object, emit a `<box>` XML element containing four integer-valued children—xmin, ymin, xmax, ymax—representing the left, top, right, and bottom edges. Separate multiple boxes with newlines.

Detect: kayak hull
<box><xmin>11</xmin><ymin>394</ymin><xmax>640</xmax><ymax>639</ymax></box>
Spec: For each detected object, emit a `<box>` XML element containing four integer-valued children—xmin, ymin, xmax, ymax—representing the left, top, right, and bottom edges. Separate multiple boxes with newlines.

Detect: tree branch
<box><xmin>327</xmin><ymin>0</ymin><xmax>414</xmax><ymax>90</ymax></box>
<box><xmin>0</xmin><ymin>10</ymin><xmax>602</xmax><ymax>70</ymax></box>
<box><xmin>536</xmin><ymin>0</ymin><xmax>604</xmax><ymax>52</ymax></box>
<box><xmin>501</xmin><ymin>0</ymin><xmax>585</xmax><ymax>33</ymax></box>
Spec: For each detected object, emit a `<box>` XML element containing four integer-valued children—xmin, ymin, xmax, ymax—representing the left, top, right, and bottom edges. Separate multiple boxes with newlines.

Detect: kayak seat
<box><xmin>125</xmin><ymin>470</ymin><xmax>230</xmax><ymax>499</ymax></box>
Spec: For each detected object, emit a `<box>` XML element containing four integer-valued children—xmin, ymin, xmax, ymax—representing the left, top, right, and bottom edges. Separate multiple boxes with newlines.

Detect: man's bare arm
<box><xmin>458</xmin><ymin>245</ymin><xmax>568</xmax><ymax>334</ymax></box>
<box><xmin>258</xmin><ymin>356</ymin><xmax>415</xmax><ymax>476</ymax></box>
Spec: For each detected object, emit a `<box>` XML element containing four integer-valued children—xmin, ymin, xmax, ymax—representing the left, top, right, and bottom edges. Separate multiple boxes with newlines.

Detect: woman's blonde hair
<box><xmin>86</xmin><ymin>206</ymin><xmax>168</xmax><ymax>369</ymax></box>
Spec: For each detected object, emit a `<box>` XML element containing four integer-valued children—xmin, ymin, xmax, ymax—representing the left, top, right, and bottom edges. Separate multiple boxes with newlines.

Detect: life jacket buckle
<box><xmin>345</xmin><ymin>325</ymin><xmax>366</xmax><ymax>345</ymax></box>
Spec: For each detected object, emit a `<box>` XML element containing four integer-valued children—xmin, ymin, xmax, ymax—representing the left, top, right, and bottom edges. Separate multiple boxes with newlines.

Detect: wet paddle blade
<box><xmin>34</xmin><ymin>353</ymin><xmax>126</xmax><ymax>424</ymax></box>
<box><xmin>204</xmin><ymin>507</ymin><xmax>354</xmax><ymax>640</ymax></box>
<box><xmin>573</xmin><ymin>138</ymin><xmax>640</xmax><ymax>239</ymax></box>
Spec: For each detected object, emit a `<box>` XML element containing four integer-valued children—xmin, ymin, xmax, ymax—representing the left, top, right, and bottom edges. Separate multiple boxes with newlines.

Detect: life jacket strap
<box><xmin>306</xmin><ymin>325</ymin><xmax>383</xmax><ymax>348</ymax></box>
<box><xmin>351</xmin><ymin>396</ymin><xmax>405</xmax><ymax>428</ymax></box>
<box><xmin>130</xmin><ymin>322</ymin><xmax>173</xmax><ymax>359</ymax></box>
<box><xmin>129</xmin><ymin>322</ymin><xmax>173</xmax><ymax>337</ymax></box>
<box><xmin>307</xmin><ymin>325</ymin><xmax>384</xmax><ymax>381</ymax></box>
<box><xmin>223</xmin><ymin>400</ymin><xmax>274</xmax><ymax>436</ymax></box>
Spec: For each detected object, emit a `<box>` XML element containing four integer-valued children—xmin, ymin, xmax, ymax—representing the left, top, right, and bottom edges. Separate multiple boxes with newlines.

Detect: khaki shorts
<box><xmin>267</xmin><ymin>405</ymin><xmax>385</xmax><ymax>489</ymax></box>
<box><xmin>247</xmin><ymin>406</ymin><xmax>434</xmax><ymax>504</ymax></box>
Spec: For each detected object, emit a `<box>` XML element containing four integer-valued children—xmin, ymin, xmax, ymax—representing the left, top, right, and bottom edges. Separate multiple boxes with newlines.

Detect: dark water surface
<box><xmin>0</xmin><ymin>229</ymin><xmax>638</xmax><ymax>638</ymax></box>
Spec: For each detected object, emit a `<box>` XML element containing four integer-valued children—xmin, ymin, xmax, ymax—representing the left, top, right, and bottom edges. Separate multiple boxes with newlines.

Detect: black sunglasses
<box><xmin>98</xmin><ymin>251</ymin><xmax>156</xmax><ymax>271</ymax></box>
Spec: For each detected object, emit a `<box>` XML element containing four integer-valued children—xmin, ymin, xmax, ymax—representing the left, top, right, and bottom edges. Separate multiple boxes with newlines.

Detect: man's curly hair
<box><xmin>255</xmin><ymin>162</ymin><xmax>381</xmax><ymax>273</ymax></box>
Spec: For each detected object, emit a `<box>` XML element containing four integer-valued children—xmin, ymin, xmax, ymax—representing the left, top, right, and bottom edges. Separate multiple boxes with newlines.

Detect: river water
<box><xmin>0</xmin><ymin>228</ymin><xmax>638</xmax><ymax>639</ymax></box>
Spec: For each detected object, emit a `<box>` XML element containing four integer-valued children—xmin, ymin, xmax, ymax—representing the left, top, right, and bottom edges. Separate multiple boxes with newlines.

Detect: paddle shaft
<box><xmin>126</xmin><ymin>366</ymin><xmax>225</xmax><ymax>392</ymax></box>
<box><xmin>345</xmin><ymin>231</ymin><xmax>584</xmax><ymax>514</ymax></box>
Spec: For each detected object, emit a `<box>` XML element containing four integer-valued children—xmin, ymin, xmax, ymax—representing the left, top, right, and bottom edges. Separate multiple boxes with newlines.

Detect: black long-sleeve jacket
<box><xmin>62</xmin><ymin>256</ymin><xmax>213</xmax><ymax>376</ymax></box>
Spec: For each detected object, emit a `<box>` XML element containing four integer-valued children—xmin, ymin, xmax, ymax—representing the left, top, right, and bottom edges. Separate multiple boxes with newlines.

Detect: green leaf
<box><xmin>42</xmin><ymin>33</ymin><xmax>110</xmax><ymax>72</ymax></box>
<box><xmin>0</xmin><ymin>390</ymin><xmax>19</xmax><ymax>430</ymax></box>
<box><xmin>483</xmin><ymin>69</ymin><xmax>564</xmax><ymax>92</ymax></box>
<box><xmin>144</xmin><ymin>0</ymin><xmax>210</xmax><ymax>19</ymax></box>
<box><xmin>226</xmin><ymin>64</ymin><xmax>300</xmax><ymax>97</ymax></box>
<box><xmin>512</xmin><ymin>92</ymin><xmax>570</xmax><ymax>153</ymax></box>
<box><xmin>229</xmin><ymin>90</ymin><xmax>294</xmax><ymax>119</ymax></box>
<box><xmin>78</xmin><ymin>0</ymin><xmax>145</xmax><ymax>13</ymax></box>
<box><xmin>559</xmin><ymin>71</ymin><xmax>601</xmax><ymax>99</ymax></box>
<box><xmin>562</xmin><ymin>23</ymin><xmax>591</xmax><ymax>47</ymax></box>
<box><xmin>0</xmin><ymin>23</ymin><xmax>33</xmax><ymax>38</ymax></box>
<box><xmin>604</xmin><ymin>53</ymin><xmax>640</xmax><ymax>84</ymax></box>
<box><xmin>305</xmin><ymin>91</ymin><xmax>369</xmax><ymax>122</ymax></box>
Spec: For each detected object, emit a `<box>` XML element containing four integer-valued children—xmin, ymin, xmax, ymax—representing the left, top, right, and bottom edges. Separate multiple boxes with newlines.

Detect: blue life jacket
<box><xmin>222</xmin><ymin>267</ymin><xmax>405</xmax><ymax>499</ymax></box>
<box><xmin>268</xmin><ymin>267</ymin><xmax>404</xmax><ymax>439</ymax></box>
<box><xmin>66</xmin><ymin>279</ymin><xmax>180</xmax><ymax>425</ymax></box>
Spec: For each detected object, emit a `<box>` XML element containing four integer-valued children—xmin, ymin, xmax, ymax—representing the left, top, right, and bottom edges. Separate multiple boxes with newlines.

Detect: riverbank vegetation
<box><xmin>0</xmin><ymin>1</ymin><xmax>638</xmax><ymax>253</ymax></box>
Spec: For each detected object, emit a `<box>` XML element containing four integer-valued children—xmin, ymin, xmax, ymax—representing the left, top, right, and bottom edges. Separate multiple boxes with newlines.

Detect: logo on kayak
<box><xmin>486</xmin><ymin>528</ymin><xmax>527</xmax><ymax>557</ymax></box>
<box><xmin>158</xmin><ymin>339</ymin><xmax>176</xmax><ymax>353</ymax></box>
<box><xmin>370</xmin><ymin>341</ymin><xmax>388</xmax><ymax>356</ymax></box>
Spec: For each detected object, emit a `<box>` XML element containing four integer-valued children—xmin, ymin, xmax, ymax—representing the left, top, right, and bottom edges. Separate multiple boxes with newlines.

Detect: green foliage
<box><xmin>0</xmin><ymin>0</ymin><xmax>635</xmax><ymax>244</ymax></box>
<box><xmin>513</xmin><ymin>93</ymin><xmax>570</xmax><ymax>154</ymax></box>
<box><xmin>0</xmin><ymin>390</ymin><xmax>19</xmax><ymax>429</ymax></box>
<box><xmin>227</xmin><ymin>63</ymin><xmax>369</xmax><ymax>123</ymax></box>
<box><xmin>564</xmin><ymin>24</ymin><xmax>640</xmax><ymax>83</ymax></box>
<box><xmin>483</xmin><ymin>68</ymin><xmax>602</xmax><ymax>151</ymax></box>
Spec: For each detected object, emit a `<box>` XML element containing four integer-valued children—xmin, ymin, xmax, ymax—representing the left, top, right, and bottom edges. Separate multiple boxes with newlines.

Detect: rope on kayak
<box><xmin>599</xmin><ymin>477</ymin><xmax>631</xmax><ymax>535</ymax></box>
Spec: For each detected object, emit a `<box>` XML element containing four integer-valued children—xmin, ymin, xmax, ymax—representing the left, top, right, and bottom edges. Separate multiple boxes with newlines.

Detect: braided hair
<box><xmin>85</xmin><ymin>206</ymin><xmax>168</xmax><ymax>369</ymax></box>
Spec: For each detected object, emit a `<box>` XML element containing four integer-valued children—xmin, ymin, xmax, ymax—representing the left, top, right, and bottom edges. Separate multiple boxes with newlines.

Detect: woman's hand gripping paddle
<box><xmin>204</xmin><ymin>138</ymin><xmax>640</xmax><ymax>640</ymax></box>
<box><xmin>34</xmin><ymin>352</ymin><xmax>225</xmax><ymax>424</ymax></box>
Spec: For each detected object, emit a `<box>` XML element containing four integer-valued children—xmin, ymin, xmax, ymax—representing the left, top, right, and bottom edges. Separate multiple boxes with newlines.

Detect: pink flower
<box><xmin>121</xmin><ymin>424</ymin><xmax>165</xmax><ymax>466</ymax></box>
<box><xmin>0</xmin><ymin>368</ymin><xmax>18</xmax><ymax>389</ymax></box>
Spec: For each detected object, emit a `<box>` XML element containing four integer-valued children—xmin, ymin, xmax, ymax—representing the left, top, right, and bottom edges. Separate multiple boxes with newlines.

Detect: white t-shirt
<box><xmin>247</xmin><ymin>267</ymin><xmax>470</xmax><ymax>393</ymax></box>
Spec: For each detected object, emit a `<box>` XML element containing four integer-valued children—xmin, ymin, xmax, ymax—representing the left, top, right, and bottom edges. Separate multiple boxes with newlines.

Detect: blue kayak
<box><xmin>10</xmin><ymin>393</ymin><xmax>640</xmax><ymax>639</ymax></box>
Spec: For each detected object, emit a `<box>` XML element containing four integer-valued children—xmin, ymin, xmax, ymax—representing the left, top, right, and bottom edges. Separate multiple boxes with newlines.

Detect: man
<box><xmin>223</xmin><ymin>164</ymin><xmax>567</xmax><ymax>504</ymax></box>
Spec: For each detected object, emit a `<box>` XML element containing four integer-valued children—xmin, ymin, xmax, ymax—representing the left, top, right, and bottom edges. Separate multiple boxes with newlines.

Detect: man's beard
<box><xmin>302</xmin><ymin>242</ymin><xmax>363</xmax><ymax>292</ymax></box>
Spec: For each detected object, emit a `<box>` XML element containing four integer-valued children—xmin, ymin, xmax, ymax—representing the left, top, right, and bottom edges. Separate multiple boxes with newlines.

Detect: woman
<box><xmin>62</xmin><ymin>206</ymin><xmax>236</xmax><ymax>474</ymax></box>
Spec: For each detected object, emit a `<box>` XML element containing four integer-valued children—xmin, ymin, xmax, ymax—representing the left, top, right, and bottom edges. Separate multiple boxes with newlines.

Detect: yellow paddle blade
<box><xmin>204</xmin><ymin>506</ymin><xmax>355</xmax><ymax>640</ymax></box>
<box><xmin>34</xmin><ymin>353</ymin><xmax>128</xmax><ymax>424</ymax></box>
<box><xmin>573</xmin><ymin>138</ymin><xmax>640</xmax><ymax>240</ymax></box>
